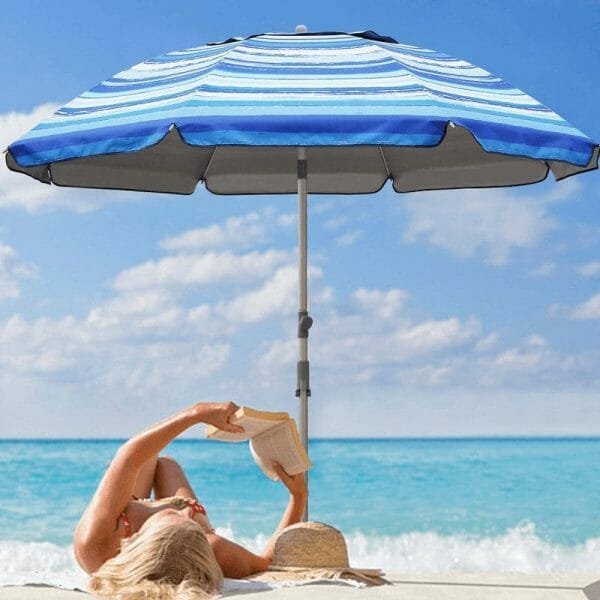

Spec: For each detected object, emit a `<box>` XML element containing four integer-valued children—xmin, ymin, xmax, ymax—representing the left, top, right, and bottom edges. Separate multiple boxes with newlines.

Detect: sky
<box><xmin>0</xmin><ymin>0</ymin><xmax>599</xmax><ymax>438</ymax></box>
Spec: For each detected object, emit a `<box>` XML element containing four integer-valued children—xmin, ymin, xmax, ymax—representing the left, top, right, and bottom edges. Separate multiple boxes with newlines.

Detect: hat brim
<box><xmin>249</xmin><ymin>565</ymin><xmax>389</xmax><ymax>586</ymax></box>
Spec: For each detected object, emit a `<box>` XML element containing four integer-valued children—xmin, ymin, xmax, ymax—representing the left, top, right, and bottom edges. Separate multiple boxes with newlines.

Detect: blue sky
<box><xmin>0</xmin><ymin>1</ymin><xmax>599</xmax><ymax>438</ymax></box>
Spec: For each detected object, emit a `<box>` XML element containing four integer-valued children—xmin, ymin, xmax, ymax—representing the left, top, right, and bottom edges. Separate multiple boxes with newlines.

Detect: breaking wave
<box><xmin>1</xmin><ymin>522</ymin><xmax>599</xmax><ymax>589</ymax></box>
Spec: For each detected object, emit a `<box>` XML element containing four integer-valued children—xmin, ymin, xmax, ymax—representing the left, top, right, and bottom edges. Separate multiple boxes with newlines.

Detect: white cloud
<box><xmin>0</xmin><ymin>200</ymin><xmax>324</xmax><ymax>405</ymax></box>
<box><xmin>474</xmin><ymin>332</ymin><xmax>500</xmax><ymax>353</ymax></box>
<box><xmin>276</xmin><ymin>213</ymin><xmax>295</xmax><ymax>227</ymax></box>
<box><xmin>159</xmin><ymin>209</ymin><xmax>298</xmax><ymax>257</ymax></box>
<box><xmin>95</xmin><ymin>342</ymin><xmax>231</xmax><ymax>395</ymax></box>
<box><xmin>494</xmin><ymin>347</ymin><xmax>545</xmax><ymax>369</ymax></box>
<box><xmin>402</xmin><ymin>186</ymin><xmax>565</xmax><ymax>265</ymax></box>
<box><xmin>160</xmin><ymin>212</ymin><xmax>267</xmax><ymax>251</ymax></box>
<box><xmin>570</xmin><ymin>293</ymin><xmax>600</xmax><ymax>320</ymax></box>
<box><xmin>86</xmin><ymin>289</ymin><xmax>185</xmax><ymax>337</ymax></box>
<box><xmin>0</xmin><ymin>314</ymin><xmax>88</xmax><ymax>374</ymax></box>
<box><xmin>255</xmin><ymin>282</ymin><xmax>600</xmax><ymax>394</ymax></box>
<box><xmin>0</xmin><ymin>214</ymin><xmax>304</xmax><ymax>397</ymax></box>
<box><xmin>0</xmin><ymin>296</ymin><xmax>232</xmax><ymax>397</ymax></box>
<box><xmin>336</xmin><ymin>230</ymin><xmax>363</xmax><ymax>246</ymax></box>
<box><xmin>525</xmin><ymin>334</ymin><xmax>547</xmax><ymax>347</ymax></box>
<box><xmin>468</xmin><ymin>332</ymin><xmax>594</xmax><ymax>388</ymax></box>
<box><xmin>314</xmin><ymin>316</ymin><xmax>481</xmax><ymax>368</ymax></box>
<box><xmin>576</xmin><ymin>260</ymin><xmax>600</xmax><ymax>277</ymax></box>
<box><xmin>258</xmin><ymin>286</ymin><xmax>482</xmax><ymax>379</ymax></box>
<box><xmin>257</xmin><ymin>338</ymin><xmax>296</xmax><ymax>370</ymax></box>
<box><xmin>217</xmin><ymin>265</ymin><xmax>300</xmax><ymax>323</ymax></box>
<box><xmin>352</xmin><ymin>288</ymin><xmax>407</xmax><ymax>320</ymax></box>
<box><xmin>397</xmin><ymin>364</ymin><xmax>453</xmax><ymax>386</ymax></box>
<box><xmin>0</xmin><ymin>244</ymin><xmax>22</xmax><ymax>300</ymax></box>
<box><xmin>113</xmin><ymin>249</ymin><xmax>292</xmax><ymax>292</ymax></box>
<box><xmin>0</xmin><ymin>242</ymin><xmax>37</xmax><ymax>300</ymax></box>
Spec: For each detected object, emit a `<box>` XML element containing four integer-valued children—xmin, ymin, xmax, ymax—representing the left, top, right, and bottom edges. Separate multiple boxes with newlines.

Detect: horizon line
<box><xmin>2</xmin><ymin>435</ymin><xmax>600</xmax><ymax>442</ymax></box>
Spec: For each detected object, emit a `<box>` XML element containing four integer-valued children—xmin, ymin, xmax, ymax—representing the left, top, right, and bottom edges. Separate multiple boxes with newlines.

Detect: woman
<box><xmin>74</xmin><ymin>401</ymin><xmax>308</xmax><ymax>599</ymax></box>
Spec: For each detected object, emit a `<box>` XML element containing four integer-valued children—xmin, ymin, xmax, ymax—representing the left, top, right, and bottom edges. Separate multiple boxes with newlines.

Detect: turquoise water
<box><xmin>1</xmin><ymin>438</ymin><xmax>600</xmax><ymax>583</ymax></box>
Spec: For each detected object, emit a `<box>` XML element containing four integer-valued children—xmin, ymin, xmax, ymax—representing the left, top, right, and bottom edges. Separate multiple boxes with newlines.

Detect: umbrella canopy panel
<box><xmin>6</xmin><ymin>31</ymin><xmax>598</xmax><ymax>194</ymax></box>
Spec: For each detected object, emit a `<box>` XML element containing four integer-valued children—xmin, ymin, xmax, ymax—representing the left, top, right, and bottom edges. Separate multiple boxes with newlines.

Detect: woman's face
<box><xmin>139</xmin><ymin>505</ymin><xmax>200</xmax><ymax>534</ymax></box>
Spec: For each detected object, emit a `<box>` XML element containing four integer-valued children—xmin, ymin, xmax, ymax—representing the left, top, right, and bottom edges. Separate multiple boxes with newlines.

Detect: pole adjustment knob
<box><xmin>297</xmin><ymin>312</ymin><xmax>313</xmax><ymax>338</ymax></box>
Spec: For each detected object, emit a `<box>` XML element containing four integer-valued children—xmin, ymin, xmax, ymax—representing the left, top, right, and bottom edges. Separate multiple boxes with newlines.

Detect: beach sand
<box><xmin>1</xmin><ymin>573</ymin><xmax>599</xmax><ymax>599</ymax></box>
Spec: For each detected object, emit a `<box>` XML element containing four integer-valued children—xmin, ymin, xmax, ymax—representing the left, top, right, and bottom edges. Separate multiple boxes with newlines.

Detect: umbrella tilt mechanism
<box><xmin>296</xmin><ymin>311</ymin><xmax>313</xmax><ymax>399</ymax></box>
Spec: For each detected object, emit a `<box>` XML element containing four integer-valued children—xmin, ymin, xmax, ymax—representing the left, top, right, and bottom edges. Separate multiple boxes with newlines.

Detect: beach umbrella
<box><xmin>5</xmin><ymin>29</ymin><xmax>599</xmax><ymax>511</ymax></box>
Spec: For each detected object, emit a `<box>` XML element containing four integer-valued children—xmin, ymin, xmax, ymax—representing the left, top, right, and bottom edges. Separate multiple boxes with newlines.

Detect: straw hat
<box><xmin>272</xmin><ymin>521</ymin><xmax>351</xmax><ymax>568</ymax></box>
<box><xmin>248</xmin><ymin>521</ymin><xmax>388</xmax><ymax>586</ymax></box>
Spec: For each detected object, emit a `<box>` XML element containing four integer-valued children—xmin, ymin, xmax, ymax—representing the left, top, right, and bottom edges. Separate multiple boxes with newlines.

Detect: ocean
<box><xmin>1</xmin><ymin>438</ymin><xmax>599</xmax><ymax>587</ymax></box>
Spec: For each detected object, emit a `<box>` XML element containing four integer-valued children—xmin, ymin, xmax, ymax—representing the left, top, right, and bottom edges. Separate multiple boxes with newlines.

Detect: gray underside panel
<box><xmin>6</xmin><ymin>126</ymin><xmax>598</xmax><ymax>195</ymax></box>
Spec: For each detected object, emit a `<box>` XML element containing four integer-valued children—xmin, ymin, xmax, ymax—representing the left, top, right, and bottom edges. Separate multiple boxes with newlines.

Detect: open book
<box><xmin>205</xmin><ymin>406</ymin><xmax>312</xmax><ymax>481</ymax></box>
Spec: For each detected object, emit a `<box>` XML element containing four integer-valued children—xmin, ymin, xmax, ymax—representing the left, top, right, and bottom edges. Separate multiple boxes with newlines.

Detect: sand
<box><xmin>1</xmin><ymin>573</ymin><xmax>599</xmax><ymax>599</ymax></box>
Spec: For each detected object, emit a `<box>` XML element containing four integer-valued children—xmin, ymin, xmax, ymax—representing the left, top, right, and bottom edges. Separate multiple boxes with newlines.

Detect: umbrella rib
<box><xmin>378</xmin><ymin>145</ymin><xmax>392</xmax><ymax>181</ymax></box>
<box><xmin>202</xmin><ymin>146</ymin><xmax>218</xmax><ymax>182</ymax></box>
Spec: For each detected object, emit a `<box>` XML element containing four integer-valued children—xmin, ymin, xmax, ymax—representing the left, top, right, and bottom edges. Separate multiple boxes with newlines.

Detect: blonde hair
<box><xmin>89</xmin><ymin>519</ymin><xmax>223</xmax><ymax>599</ymax></box>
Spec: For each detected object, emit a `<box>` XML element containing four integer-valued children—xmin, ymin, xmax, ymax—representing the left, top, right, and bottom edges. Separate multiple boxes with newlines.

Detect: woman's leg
<box><xmin>131</xmin><ymin>454</ymin><xmax>158</xmax><ymax>499</ymax></box>
<box><xmin>153</xmin><ymin>455</ymin><xmax>198</xmax><ymax>500</ymax></box>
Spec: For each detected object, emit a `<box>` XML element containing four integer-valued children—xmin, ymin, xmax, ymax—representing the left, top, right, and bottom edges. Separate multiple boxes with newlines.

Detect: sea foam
<box><xmin>2</xmin><ymin>523</ymin><xmax>598</xmax><ymax>589</ymax></box>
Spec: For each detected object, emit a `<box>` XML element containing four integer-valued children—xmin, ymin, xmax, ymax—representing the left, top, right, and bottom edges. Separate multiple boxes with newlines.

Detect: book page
<box><xmin>249</xmin><ymin>419</ymin><xmax>311</xmax><ymax>480</ymax></box>
<box><xmin>249</xmin><ymin>442</ymin><xmax>277</xmax><ymax>480</ymax></box>
<box><xmin>205</xmin><ymin>406</ymin><xmax>289</xmax><ymax>442</ymax></box>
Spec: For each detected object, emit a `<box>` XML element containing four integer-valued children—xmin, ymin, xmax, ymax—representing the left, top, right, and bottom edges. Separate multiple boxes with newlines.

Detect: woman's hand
<box><xmin>194</xmin><ymin>401</ymin><xmax>245</xmax><ymax>434</ymax></box>
<box><xmin>260</xmin><ymin>463</ymin><xmax>308</xmax><ymax>562</ymax></box>
<box><xmin>272</xmin><ymin>462</ymin><xmax>308</xmax><ymax>499</ymax></box>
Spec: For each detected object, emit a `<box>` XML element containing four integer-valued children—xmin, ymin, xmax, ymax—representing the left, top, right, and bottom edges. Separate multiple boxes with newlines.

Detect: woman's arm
<box><xmin>260</xmin><ymin>462</ymin><xmax>308</xmax><ymax>562</ymax></box>
<box><xmin>74</xmin><ymin>402</ymin><xmax>242</xmax><ymax>571</ymax></box>
<box><xmin>119</xmin><ymin>402</ymin><xmax>243</xmax><ymax>470</ymax></box>
<box><xmin>208</xmin><ymin>463</ymin><xmax>308</xmax><ymax>578</ymax></box>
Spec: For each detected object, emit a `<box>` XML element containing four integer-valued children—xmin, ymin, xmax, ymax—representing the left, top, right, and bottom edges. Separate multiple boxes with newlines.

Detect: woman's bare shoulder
<box><xmin>74</xmin><ymin>509</ymin><xmax>121</xmax><ymax>574</ymax></box>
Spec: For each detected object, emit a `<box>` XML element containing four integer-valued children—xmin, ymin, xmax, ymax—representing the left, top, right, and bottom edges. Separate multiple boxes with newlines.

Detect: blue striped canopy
<box><xmin>6</xmin><ymin>31</ymin><xmax>598</xmax><ymax>194</ymax></box>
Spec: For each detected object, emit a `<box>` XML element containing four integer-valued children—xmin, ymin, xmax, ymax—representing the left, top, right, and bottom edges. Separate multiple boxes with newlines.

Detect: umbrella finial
<box><xmin>295</xmin><ymin>24</ymin><xmax>308</xmax><ymax>34</ymax></box>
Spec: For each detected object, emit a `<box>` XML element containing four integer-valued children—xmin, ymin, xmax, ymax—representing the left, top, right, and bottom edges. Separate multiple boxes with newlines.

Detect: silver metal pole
<box><xmin>296</xmin><ymin>147</ymin><xmax>312</xmax><ymax>521</ymax></box>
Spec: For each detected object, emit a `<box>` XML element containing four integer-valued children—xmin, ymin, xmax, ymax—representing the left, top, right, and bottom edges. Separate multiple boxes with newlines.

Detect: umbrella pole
<box><xmin>297</xmin><ymin>147</ymin><xmax>312</xmax><ymax>521</ymax></box>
